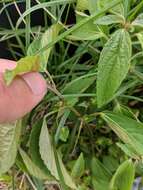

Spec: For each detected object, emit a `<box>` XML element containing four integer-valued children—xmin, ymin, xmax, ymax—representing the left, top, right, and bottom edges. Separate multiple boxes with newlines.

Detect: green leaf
<box><xmin>39</xmin><ymin>119</ymin><xmax>58</xmax><ymax>179</ymax></box>
<box><xmin>27</xmin><ymin>36</ymin><xmax>41</xmax><ymax>57</ymax></box>
<box><xmin>40</xmin><ymin>24</ymin><xmax>61</xmax><ymax>70</ymax></box>
<box><xmin>19</xmin><ymin>149</ymin><xmax>49</xmax><ymax>180</ymax></box>
<box><xmin>69</xmin><ymin>16</ymin><xmax>103</xmax><ymax>40</ymax></box>
<box><xmin>135</xmin><ymin>160</ymin><xmax>143</xmax><ymax>176</ymax></box>
<box><xmin>76</xmin><ymin>0</ymin><xmax>88</xmax><ymax>11</ymax></box>
<box><xmin>114</xmin><ymin>104</ymin><xmax>137</xmax><ymax>120</ymax></box>
<box><xmin>55</xmin><ymin>109</ymin><xmax>71</xmax><ymax>144</ymax></box>
<box><xmin>88</xmin><ymin>0</ymin><xmax>98</xmax><ymax>14</ymax></box>
<box><xmin>27</xmin><ymin>24</ymin><xmax>61</xmax><ymax>70</ymax></box>
<box><xmin>132</xmin><ymin>13</ymin><xmax>143</xmax><ymax>27</ymax></box>
<box><xmin>110</xmin><ymin>160</ymin><xmax>135</xmax><ymax>190</ymax></box>
<box><xmin>4</xmin><ymin>55</ymin><xmax>40</xmax><ymax>85</ymax></box>
<box><xmin>55</xmin><ymin>73</ymin><xmax>96</xmax><ymax>144</ymax></box>
<box><xmin>39</xmin><ymin>119</ymin><xmax>76</xmax><ymax>189</ymax></box>
<box><xmin>0</xmin><ymin>120</ymin><xmax>22</xmax><ymax>174</ymax></box>
<box><xmin>97</xmin><ymin>29</ymin><xmax>132</xmax><ymax>107</ymax></box>
<box><xmin>91</xmin><ymin>157</ymin><xmax>112</xmax><ymax>182</ymax></box>
<box><xmin>62</xmin><ymin>72</ymin><xmax>96</xmax><ymax>107</ymax></box>
<box><xmin>92</xmin><ymin>179</ymin><xmax>110</xmax><ymax>190</ymax></box>
<box><xmin>71</xmin><ymin>153</ymin><xmax>85</xmax><ymax>179</ymax></box>
<box><xmin>57</xmin><ymin>154</ymin><xmax>77</xmax><ymax>189</ymax></box>
<box><xmin>91</xmin><ymin>157</ymin><xmax>111</xmax><ymax>190</ymax></box>
<box><xmin>103</xmin><ymin>112</ymin><xmax>143</xmax><ymax>156</ymax></box>
<box><xmin>69</xmin><ymin>10</ymin><xmax>104</xmax><ymax>41</ymax></box>
<box><xmin>59</xmin><ymin>127</ymin><xmax>69</xmax><ymax>142</ymax></box>
<box><xmin>88</xmin><ymin>0</ymin><xmax>123</xmax><ymax>14</ymax></box>
<box><xmin>136</xmin><ymin>32</ymin><xmax>143</xmax><ymax>50</ymax></box>
<box><xmin>123</xmin><ymin>0</ymin><xmax>131</xmax><ymax>18</ymax></box>
<box><xmin>29</xmin><ymin>119</ymin><xmax>52</xmax><ymax>179</ymax></box>
<box><xmin>63</xmin><ymin>73</ymin><xmax>96</xmax><ymax>95</ymax></box>
<box><xmin>94</xmin><ymin>14</ymin><xmax>124</xmax><ymax>25</ymax></box>
<box><xmin>77</xmin><ymin>185</ymin><xmax>87</xmax><ymax>190</ymax></box>
<box><xmin>103</xmin><ymin>156</ymin><xmax>119</xmax><ymax>172</ymax></box>
<box><xmin>117</xmin><ymin>143</ymin><xmax>139</xmax><ymax>159</ymax></box>
<box><xmin>55</xmin><ymin>73</ymin><xmax>96</xmax><ymax>145</ymax></box>
<box><xmin>76</xmin><ymin>0</ymin><xmax>123</xmax><ymax>15</ymax></box>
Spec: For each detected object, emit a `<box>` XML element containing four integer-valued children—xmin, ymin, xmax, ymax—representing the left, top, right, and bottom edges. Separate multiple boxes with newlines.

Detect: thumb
<box><xmin>0</xmin><ymin>59</ymin><xmax>47</xmax><ymax>123</ymax></box>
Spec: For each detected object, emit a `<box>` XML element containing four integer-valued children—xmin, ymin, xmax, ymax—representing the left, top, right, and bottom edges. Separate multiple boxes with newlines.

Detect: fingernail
<box><xmin>22</xmin><ymin>72</ymin><xmax>47</xmax><ymax>95</ymax></box>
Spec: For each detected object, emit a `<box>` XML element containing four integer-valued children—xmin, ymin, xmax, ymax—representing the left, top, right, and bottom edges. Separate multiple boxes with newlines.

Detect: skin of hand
<box><xmin>0</xmin><ymin>59</ymin><xmax>47</xmax><ymax>123</ymax></box>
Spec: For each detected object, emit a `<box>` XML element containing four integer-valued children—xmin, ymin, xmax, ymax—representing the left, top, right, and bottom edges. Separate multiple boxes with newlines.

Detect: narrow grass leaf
<box><xmin>16</xmin><ymin>0</ymin><xmax>76</xmax><ymax>28</ymax></box>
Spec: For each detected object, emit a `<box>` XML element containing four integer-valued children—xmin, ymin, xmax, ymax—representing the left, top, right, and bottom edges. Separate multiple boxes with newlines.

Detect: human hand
<box><xmin>0</xmin><ymin>59</ymin><xmax>47</xmax><ymax>123</ymax></box>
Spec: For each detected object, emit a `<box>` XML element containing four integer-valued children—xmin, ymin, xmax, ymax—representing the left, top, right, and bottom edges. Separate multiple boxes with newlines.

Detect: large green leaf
<box><xmin>39</xmin><ymin>119</ymin><xmax>58</xmax><ymax>178</ymax></box>
<box><xmin>103</xmin><ymin>112</ymin><xmax>143</xmax><ymax>156</ymax></box>
<box><xmin>4</xmin><ymin>56</ymin><xmax>40</xmax><ymax>85</ymax></box>
<box><xmin>39</xmin><ymin>119</ymin><xmax>76</xmax><ymax>189</ymax></box>
<box><xmin>110</xmin><ymin>160</ymin><xmax>135</xmax><ymax>190</ymax></box>
<box><xmin>27</xmin><ymin>24</ymin><xmax>61</xmax><ymax>70</ymax></box>
<box><xmin>29</xmin><ymin>120</ymin><xmax>52</xmax><ymax>178</ymax></box>
<box><xmin>0</xmin><ymin>120</ymin><xmax>21</xmax><ymax>174</ymax></box>
<box><xmin>97</xmin><ymin>29</ymin><xmax>132</xmax><ymax>107</ymax></box>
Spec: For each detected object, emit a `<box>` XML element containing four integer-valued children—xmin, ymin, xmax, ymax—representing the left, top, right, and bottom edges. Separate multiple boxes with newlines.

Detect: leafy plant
<box><xmin>1</xmin><ymin>0</ymin><xmax>143</xmax><ymax>189</ymax></box>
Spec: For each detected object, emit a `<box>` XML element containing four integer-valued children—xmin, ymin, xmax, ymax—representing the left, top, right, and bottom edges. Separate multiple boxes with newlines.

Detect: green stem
<box><xmin>26</xmin><ymin>0</ymin><xmax>31</xmax><ymax>51</ymax></box>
